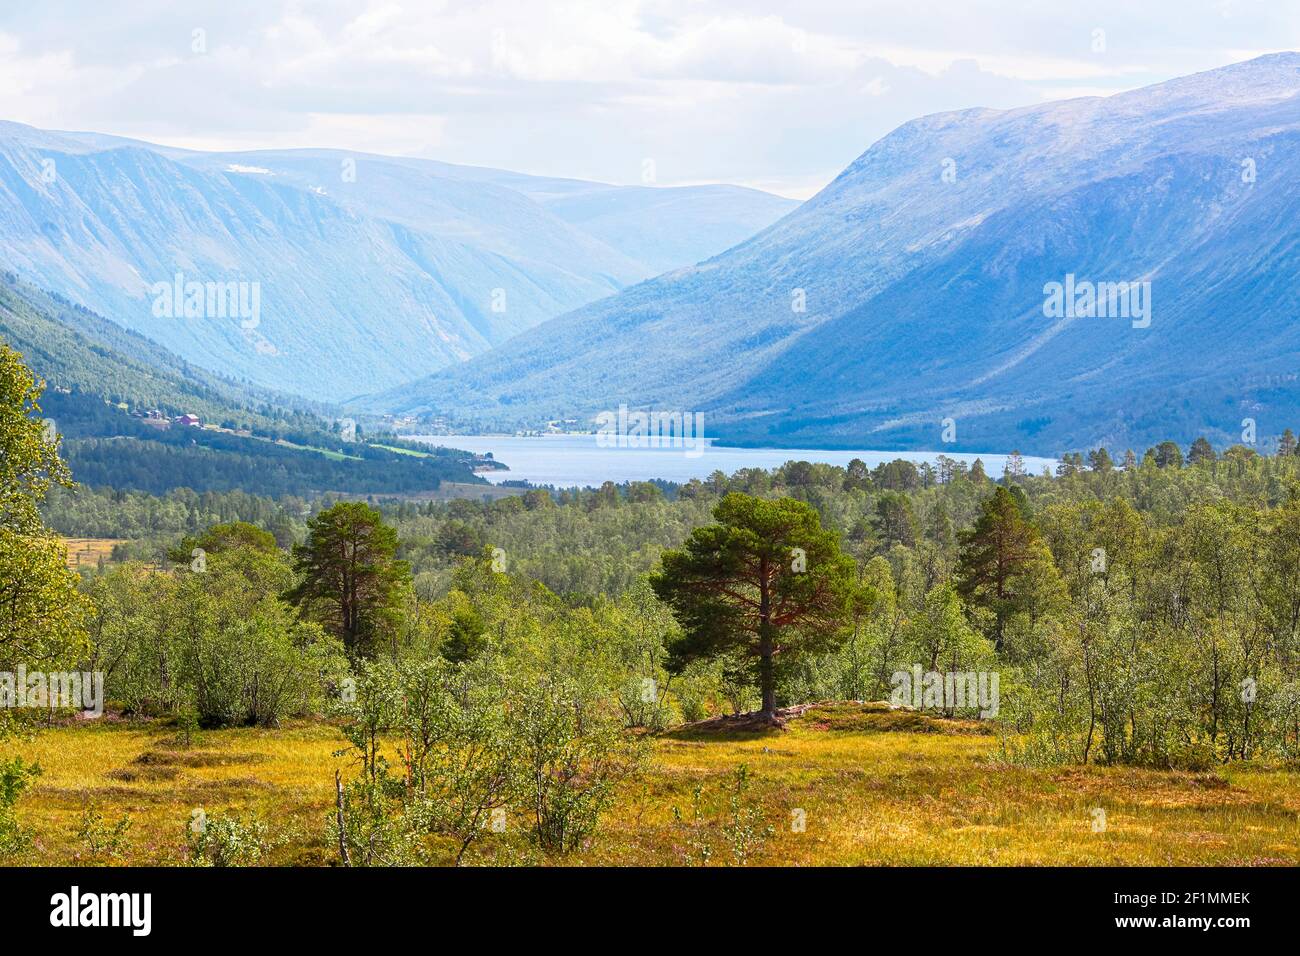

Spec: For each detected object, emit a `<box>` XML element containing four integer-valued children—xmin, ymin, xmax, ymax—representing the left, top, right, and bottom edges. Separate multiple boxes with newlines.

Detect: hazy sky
<box><xmin>1</xmin><ymin>1</ymin><xmax>1296</xmax><ymax>197</ymax></box>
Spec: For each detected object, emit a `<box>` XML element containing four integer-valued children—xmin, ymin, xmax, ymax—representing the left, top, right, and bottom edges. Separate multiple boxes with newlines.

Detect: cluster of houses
<box><xmin>134</xmin><ymin>408</ymin><xmax>201</xmax><ymax>430</ymax></box>
<box><xmin>515</xmin><ymin>418</ymin><xmax>579</xmax><ymax>437</ymax></box>
<box><xmin>378</xmin><ymin>413</ymin><xmax>429</xmax><ymax>432</ymax></box>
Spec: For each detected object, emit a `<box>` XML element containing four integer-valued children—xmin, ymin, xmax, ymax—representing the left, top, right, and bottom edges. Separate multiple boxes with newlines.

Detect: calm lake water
<box><xmin>405</xmin><ymin>434</ymin><xmax>1058</xmax><ymax>488</ymax></box>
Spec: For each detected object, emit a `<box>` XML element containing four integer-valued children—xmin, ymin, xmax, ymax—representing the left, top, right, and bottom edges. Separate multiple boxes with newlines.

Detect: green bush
<box><xmin>0</xmin><ymin>757</ymin><xmax>40</xmax><ymax>861</ymax></box>
<box><xmin>185</xmin><ymin>811</ymin><xmax>269</xmax><ymax>867</ymax></box>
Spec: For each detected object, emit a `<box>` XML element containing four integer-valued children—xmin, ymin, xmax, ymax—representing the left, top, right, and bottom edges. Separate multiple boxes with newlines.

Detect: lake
<box><xmin>404</xmin><ymin>434</ymin><xmax>1058</xmax><ymax>488</ymax></box>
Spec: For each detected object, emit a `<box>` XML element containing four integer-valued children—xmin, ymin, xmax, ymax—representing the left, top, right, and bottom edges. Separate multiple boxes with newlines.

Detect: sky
<box><xmin>0</xmin><ymin>1</ymin><xmax>1296</xmax><ymax>198</ymax></box>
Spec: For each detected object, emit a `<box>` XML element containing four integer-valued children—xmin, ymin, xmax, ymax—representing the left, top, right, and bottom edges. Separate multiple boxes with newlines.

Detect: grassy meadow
<box><xmin>16</xmin><ymin>703</ymin><xmax>1300</xmax><ymax>867</ymax></box>
<box><xmin>61</xmin><ymin>538</ymin><xmax>126</xmax><ymax>570</ymax></box>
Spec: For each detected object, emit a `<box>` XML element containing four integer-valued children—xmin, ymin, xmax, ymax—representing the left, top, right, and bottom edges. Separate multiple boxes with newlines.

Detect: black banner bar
<box><xmin>2</xmin><ymin>866</ymin><xmax>1281</xmax><ymax>942</ymax></box>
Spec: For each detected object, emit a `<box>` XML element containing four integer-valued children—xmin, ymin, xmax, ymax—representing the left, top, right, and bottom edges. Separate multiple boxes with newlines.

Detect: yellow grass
<box><xmin>61</xmin><ymin>538</ymin><xmax>126</xmax><ymax>570</ymax></box>
<box><xmin>9</xmin><ymin>704</ymin><xmax>1300</xmax><ymax>866</ymax></box>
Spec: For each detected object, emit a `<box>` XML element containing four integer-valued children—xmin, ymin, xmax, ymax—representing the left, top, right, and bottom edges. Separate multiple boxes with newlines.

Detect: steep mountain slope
<box><xmin>0</xmin><ymin>274</ymin><xmax>484</xmax><ymax>496</ymax></box>
<box><xmin>0</xmin><ymin>271</ymin><xmax>321</xmax><ymax>427</ymax></box>
<box><xmin>370</xmin><ymin>54</ymin><xmax>1300</xmax><ymax>455</ymax></box>
<box><xmin>0</xmin><ymin>122</ymin><xmax>795</xmax><ymax>402</ymax></box>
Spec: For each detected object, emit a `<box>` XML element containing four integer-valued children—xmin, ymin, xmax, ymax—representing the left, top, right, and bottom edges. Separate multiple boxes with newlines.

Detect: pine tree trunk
<box><xmin>758</xmin><ymin>557</ymin><xmax>776</xmax><ymax>720</ymax></box>
<box><xmin>759</xmin><ymin>642</ymin><xmax>776</xmax><ymax>719</ymax></box>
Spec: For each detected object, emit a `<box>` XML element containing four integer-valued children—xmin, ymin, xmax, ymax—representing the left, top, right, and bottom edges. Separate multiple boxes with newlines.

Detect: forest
<box><xmin>6</xmin><ymin>339</ymin><xmax>1300</xmax><ymax>865</ymax></box>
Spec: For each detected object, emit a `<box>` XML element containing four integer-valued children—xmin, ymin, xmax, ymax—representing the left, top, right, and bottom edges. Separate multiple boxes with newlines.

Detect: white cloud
<box><xmin>0</xmin><ymin>1</ymin><xmax>1295</xmax><ymax>198</ymax></box>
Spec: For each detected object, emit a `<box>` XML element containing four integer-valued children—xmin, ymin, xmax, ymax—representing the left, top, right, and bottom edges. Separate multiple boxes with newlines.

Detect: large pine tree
<box><xmin>287</xmin><ymin>502</ymin><xmax>411</xmax><ymax>658</ymax></box>
<box><xmin>651</xmin><ymin>493</ymin><xmax>856</xmax><ymax>720</ymax></box>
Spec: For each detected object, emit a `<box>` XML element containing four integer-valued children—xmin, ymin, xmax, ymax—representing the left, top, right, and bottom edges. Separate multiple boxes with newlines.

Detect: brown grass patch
<box><xmin>133</xmin><ymin>750</ymin><xmax>267</xmax><ymax>768</ymax></box>
<box><xmin>107</xmin><ymin>765</ymin><xmax>180</xmax><ymax>782</ymax></box>
<box><xmin>796</xmin><ymin>701</ymin><xmax>993</xmax><ymax>735</ymax></box>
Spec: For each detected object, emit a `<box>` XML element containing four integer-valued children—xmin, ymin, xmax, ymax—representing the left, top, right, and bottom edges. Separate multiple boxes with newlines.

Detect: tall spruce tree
<box><xmin>955</xmin><ymin>486</ymin><xmax>1058</xmax><ymax>650</ymax></box>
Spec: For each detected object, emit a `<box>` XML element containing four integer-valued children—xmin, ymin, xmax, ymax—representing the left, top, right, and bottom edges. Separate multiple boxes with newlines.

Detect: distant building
<box><xmin>175</xmin><ymin>414</ymin><xmax>201</xmax><ymax>427</ymax></box>
<box><xmin>142</xmin><ymin>410</ymin><xmax>171</xmax><ymax>430</ymax></box>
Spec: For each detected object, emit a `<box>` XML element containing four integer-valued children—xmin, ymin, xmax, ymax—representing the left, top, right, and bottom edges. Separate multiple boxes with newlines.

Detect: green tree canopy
<box><xmin>1188</xmin><ymin>437</ymin><xmax>1216</xmax><ymax>465</ymax></box>
<box><xmin>1153</xmin><ymin>440</ymin><xmax>1185</xmax><ymax>469</ymax></box>
<box><xmin>955</xmin><ymin>486</ymin><xmax>1061</xmax><ymax>651</ymax></box>
<box><xmin>650</xmin><ymin>493</ymin><xmax>857</xmax><ymax>719</ymax></box>
<box><xmin>875</xmin><ymin>492</ymin><xmax>917</xmax><ymax>549</ymax></box>
<box><xmin>0</xmin><ymin>344</ymin><xmax>86</xmax><ymax>667</ymax></box>
<box><xmin>287</xmin><ymin>501</ymin><xmax>411</xmax><ymax>658</ymax></box>
<box><xmin>1</xmin><ymin>344</ymin><xmax>68</xmax><ymax>533</ymax></box>
<box><xmin>166</xmin><ymin>520</ymin><xmax>278</xmax><ymax>565</ymax></box>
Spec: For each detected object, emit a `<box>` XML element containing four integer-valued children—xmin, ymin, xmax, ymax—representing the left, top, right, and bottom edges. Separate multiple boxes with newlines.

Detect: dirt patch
<box><xmin>667</xmin><ymin>708</ymin><xmax>800</xmax><ymax>738</ymax></box>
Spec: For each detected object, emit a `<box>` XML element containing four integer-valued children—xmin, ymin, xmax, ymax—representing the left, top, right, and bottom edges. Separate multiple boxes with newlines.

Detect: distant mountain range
<box><xmin>369</xmin><ymin>53</ymin><xmax>1300</xmax><ymax>456</ymax></box>
<box><xmin>0</xmin><ymin>122</ymin><xmax>796</xmax><ymax>402</ymax></box>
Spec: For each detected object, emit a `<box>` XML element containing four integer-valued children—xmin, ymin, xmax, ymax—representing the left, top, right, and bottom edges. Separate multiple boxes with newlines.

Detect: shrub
<box><xmin>506</xmin><ymin>672</ymin><xmax>646</xmax><ymax>854</ymax></box>
<box><xmin>0</xmin><ymin>757</ymin><xmax>40</xmax><ymax>861</ymax></box>
<box><xmin>75</xmin><ymin>807</ymin><xmax>132</xmax><ymax>863</ymax></box>
<box><xmin>185</xmin><ymin>811</ymin><xmax>269</xmax><ymax>866</ymax></box>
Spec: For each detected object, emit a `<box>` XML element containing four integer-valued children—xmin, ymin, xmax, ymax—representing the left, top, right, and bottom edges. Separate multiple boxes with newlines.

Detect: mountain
<box><xmin>0</xmin><ymin>274</ymin><xmax>485</xmax><ymax>497</ymax></box>
<box><xmin>0</xmin><ymin>271</ymin><xmax>325</xmax><ymax>428</ymax></box>
<box><xmin>368</xmin><ymin>54</ymin><xmax>1300</xmax><ymax>456</ymax></box>
<box><xmin>419</xmin><ymin>164</ymin><xmax>802</xmax><ymax>276</ymax></box>
<box><xmin>0</xmin><ymin>122</ymin><xmax>796</xmax><ymax>402</ymax></box>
